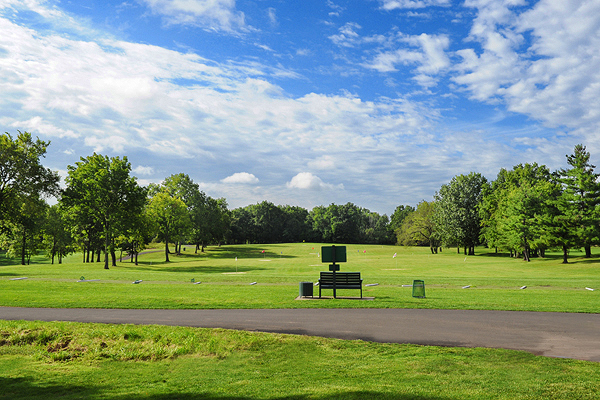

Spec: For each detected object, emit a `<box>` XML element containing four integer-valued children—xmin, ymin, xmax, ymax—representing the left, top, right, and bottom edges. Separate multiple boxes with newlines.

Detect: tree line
<box><xmin>2</xmin><ymin>131</ymin><xmax>598</xmax><ymax>266</ymax></box>
<box><xmin>0</xmin><ymin>131</ymin><xmax>398</xmax><ymax>267</ymax></box>
<box><xmin>397</xmin><ymin>144</ymin><xmax>600</xmax><ymax>263</ymax></box>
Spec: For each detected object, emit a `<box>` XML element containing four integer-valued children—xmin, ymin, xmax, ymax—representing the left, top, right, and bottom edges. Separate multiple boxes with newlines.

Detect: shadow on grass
<box><xmin>0</xmin><ymin>272</ymin><xmax>21</xmax><ymax>277</ymax></box>
<box><xmin>116</xmin><ymin>264</ymin><xmax>270</xmax><ymax>274</ymax></box>
<box><xmin>0</xmin><ymin>377</ymin><xmax>102</xmax><ymax>399</ymax></box>
<box><xmin>0</xmin><ymin>377</ymin><xmax>445</xmax><ymax>400</ymax></box>
<box><xmin>172</xmin><ymin>245</ymin><xmax>299</xmax><ymax>261</ymax></box>
<box><xmin>117</xmin><ymin>392</ymin><xmax>444</xmax><ymax>400</ymax></box>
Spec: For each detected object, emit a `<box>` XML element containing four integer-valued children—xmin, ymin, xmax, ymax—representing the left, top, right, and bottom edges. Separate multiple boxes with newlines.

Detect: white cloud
<box><xmin>363</xmin><ymin>33</ymin><xmax>450</xmax><ymax>87</ymax></box>
<box><xmin>221</xmin><ymin>172</ymin><xmax>259</xmax><ymax>184</ymax></box>
<box><xmin>454</xmin><ymin>0</ymin><xmax>600</xmax><ymax>147</ymax></box>
<box><xmin>133</xmin><ymin>166</ymin><xmax>155</xmax><ymax>176</ymax></box>
<box><xmin>286</xmin><ymin>172</ymin><xmax>344</xmax><ymax>191</ymax></box>
<box><xmin>328</xmin><ymin>22</ymin><xmax>363</xmax><ymax>48</ymax></box>
<box><xmin>379</xmin><ymin>0</ymin><xmax>451</xmax><ymax>10</ymax></box>
<box><xmin>140</xmin><ymin>0</ymin><xmax>246</xmax><ymax>32</ymax></box>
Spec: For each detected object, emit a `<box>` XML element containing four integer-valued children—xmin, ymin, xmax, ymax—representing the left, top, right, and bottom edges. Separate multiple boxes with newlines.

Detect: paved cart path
<box><xmin>1</xmin><ymin>307</ymin><xmax>599</xmax><ymax>362</ymax></box>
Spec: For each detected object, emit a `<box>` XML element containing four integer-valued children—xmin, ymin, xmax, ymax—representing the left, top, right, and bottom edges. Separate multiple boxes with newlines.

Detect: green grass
<box><xmin>2</xmin><ymin>244</ymin><xmax>599</xmax><ymax>399</ymax></box>
<box><xmin>1</xmin><ymin>320</ymin><xmax>599</xmax><ymax>399</ymax></box>
<box><xmin>1</xmin><ymin>243</ymin><xmax>599</xmax><ymax>312</ymax></box>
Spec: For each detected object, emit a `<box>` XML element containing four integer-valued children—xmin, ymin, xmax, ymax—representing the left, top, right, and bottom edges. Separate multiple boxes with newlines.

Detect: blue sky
<box><xmin>1</xmin><ymin>0</ymin><xmax>600</xmax><ymax>215</ymax></box>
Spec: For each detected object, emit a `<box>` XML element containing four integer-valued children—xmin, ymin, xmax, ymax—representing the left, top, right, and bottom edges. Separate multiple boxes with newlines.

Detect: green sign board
<box><xmin>321</xmin><ymin>246</ymin><xmax>347</xmax><ymax>263</ymax></box>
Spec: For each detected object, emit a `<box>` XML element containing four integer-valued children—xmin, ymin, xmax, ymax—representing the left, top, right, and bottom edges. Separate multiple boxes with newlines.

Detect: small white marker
<box><xmin>10</xmin><ymin>277</ymin><xmax>28</xmax><ymax>280</ymax></box>
<box><xmin>520</xmin><ymin>286</ymin><xmax>527</xmax><ymax>289</ymax></box>
<box><xmin>365</xmin><ymin>283</ymin><xmax>379</xmax><ymax>287</ymax></box>
<box><xmin>249</xmin><ymin>282</ymin><xmax>257</xmax><ymax>285</ymax></box>
<box><xmin>462</xmin><ymin>285</ymin><xmax>470</xmax><ymax>289</ymax></box>
<box><xmin>133</xmin><ymin>280</ymin><xmax>143</xmax><ymax>284</ymax></box>
<box><xmin>585</xmin><ymin>287</ymin><xmax>595</xmax><ymax>291</ymax></box>
<box><xmin>193</xmin><ymin>281</ymin><xmax>202</xmax><ymax>285</ymax></box>
<box><xmin>314</xmin><ymin>282</ymin><xmax>319</xmax><ymax>286</ymax></box>
<box><xmin>402</xmin><ymin>284</ymin><xmax>412</xmax><ymax>287</ymax></box>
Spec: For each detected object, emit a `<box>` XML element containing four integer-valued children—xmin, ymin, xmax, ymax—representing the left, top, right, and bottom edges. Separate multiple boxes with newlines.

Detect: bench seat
<box><xmin>319</xmin><ymin>271</ymin><xmax>362</xmax><ymax>298</ymax></box>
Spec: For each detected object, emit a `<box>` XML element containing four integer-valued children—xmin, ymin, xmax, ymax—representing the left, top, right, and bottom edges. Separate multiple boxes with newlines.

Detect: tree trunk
<box><xmin>562</xmin><ymin>244</ymin><xmax>569</xmax><ymax>264</ymax></box>
<box><xmin>585</xmin><ymin>245</ymin><xmax>592</xmax><ymax>258</ymax></box>
<box><xmin>111</xmin><ymin>250</ymin><xmax>116</xmax><ymax>267</ymax></box>
<box><xmin>165</xmin><ymin>235</ymin><xmax>170</xmax><ymax>262</ymax></box>
<box><xmin>523</xmin><ymin>247</ymin><xmax>530</xmax><ymax>262</ymax></box>
<box><xmin>134</xmin><ymin>251</ymin><xmax>139</xmax><ymax>266</ymax></box>
<box><xmin>104</xmin><ymin>230</ymin><xmax>110</xmax><ymax>269</ymax></box>
<box><xmin>21</xmin><ymin>230</ymin><xmax>26</xmax><ymax>266</ymax></box>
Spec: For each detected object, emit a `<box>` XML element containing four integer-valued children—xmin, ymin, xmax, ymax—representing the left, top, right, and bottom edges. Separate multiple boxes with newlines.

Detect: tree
<box><xmin>146</xmin><ymin>191</ymin><xmax>191</xmax><ymax>262</ymax></box>
<box><xmin>1</xmin><ymin>195</ymin><xmax>48</xmax><ymax>265</ymax></box>
<box><xmin>0</xmin><ymin>131</ymin><xmax>59</xmax><ymax>222</ymax></box>
<box><xmin>480</xmin><ymin>164</ymin><xmax>556</xmax><ymax>261</ymax></box>
<box><xmin>434</xmin><ymin>172</ymin><xmax>487</xmax><ymax>255</ymax></box>
<box><xmin>390</xmin><ymin>205</ymin><xmax>415</xmax><ymax>232</ymax></box>
<box><xmin>43</xmin><ymin>204</ymin><xmax>73</xmax><ymax>264</ymax></box>
<box><xmin>558</xmin><ymin>144</ymin><xmax>600</xmax><ymax>258</ymax></box>
<box><xmin>62</xmin><ymin>154</ymin><xmax>146</xmax><ymax>269</ymax></box>
<box><xmin>396</xmin><ymin>200</ymin><xmax>440</xmax><ymax>253</ymax></box>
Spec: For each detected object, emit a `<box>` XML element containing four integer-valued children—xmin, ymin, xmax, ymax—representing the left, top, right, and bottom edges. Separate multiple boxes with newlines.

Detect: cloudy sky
<box><xmin>2</xmin><ymin>0</ymin><xmax>600</xmax><ymax>215</ymax></box>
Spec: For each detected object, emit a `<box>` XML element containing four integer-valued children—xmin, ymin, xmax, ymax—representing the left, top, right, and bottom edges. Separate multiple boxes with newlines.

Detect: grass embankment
<box><xmin>1</xmin><ymin>243</ymin><xmax>598</xmax><ymax>312</ymax></box>
<box><xmin>1</xmin><ymin>320</ymin><xmax>599</xmax><ymax>400</ymax></box>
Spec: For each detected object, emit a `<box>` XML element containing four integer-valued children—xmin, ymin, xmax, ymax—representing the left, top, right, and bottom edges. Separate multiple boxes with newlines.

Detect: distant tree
<box><xmin>43</xmin><ymin>204</ymin><xmax>73</xmax><ymax>264</ymax></box>
<box><xmin>434</xmin><ymin>172</ymin><xmax>487</xmax><ymax>255</ymax></box>
<box><xmin>280</xmin><ymin>205</ymin><xmax>311</xmax><ymax>243</ymax></box>
<box><xmin>390</xmin><ymin>205</ymin><xmax>415</xmax><ymax>232</ymax></box>
<box><xmin>397</xmin><ymin>200</ymin><xmax>440</xmax><ymax>253</ymax></box>
<box><xmin>480</xmin><ymin>164</ymin><xmax>555</xmax><ymax>261</ymax></box>
<box><xmin>62</xmin><ymin>154</ymin><xmax>146</xmax><ymax>269</ymax></box>
<box><xmin>558</xmin><ymin>144</ymin><xmax>600</xmax><ymax>258</ymax></box>
<box><xmin>146</xmin><ymin>191</ymin><xmax>191</xmax><ymax>262</ymax></box>
<box><xmin>1</xmin><ymin>195</ymin><xmax>48</xmax><ymax>265</ymax></box>
<box><xmin>0</xmin><ymin>131</ymin><xmax>59</xmax><ymax>223</ymax></box>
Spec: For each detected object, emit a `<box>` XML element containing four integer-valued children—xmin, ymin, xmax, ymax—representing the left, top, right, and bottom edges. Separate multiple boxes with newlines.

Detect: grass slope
<box><xmin>1</xmin><ymin>320</ymin><xmax>599</xmax><ymax>400</ymax></box>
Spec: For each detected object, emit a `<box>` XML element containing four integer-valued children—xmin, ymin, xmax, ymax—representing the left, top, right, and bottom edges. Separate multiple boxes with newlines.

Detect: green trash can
<box><xmin>299</xmin><ymin>282</ymin><xmax>313</xmax><ymax>297</ymax></box>
<box><xmin>412</xmin><ymin>280</ymin><xmax>425</xmax><ymax>298</ymax></box>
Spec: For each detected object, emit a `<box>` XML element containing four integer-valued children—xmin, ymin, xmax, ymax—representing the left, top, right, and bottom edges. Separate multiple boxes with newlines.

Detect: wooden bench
<box><xmin>319</xmin><ymin>272</ymin><xmax>362</xmax><ymax>298</ymax></box>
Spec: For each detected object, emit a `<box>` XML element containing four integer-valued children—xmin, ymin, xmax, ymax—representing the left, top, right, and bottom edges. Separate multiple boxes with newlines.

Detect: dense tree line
<box><xmin>228</xmin><ymin>201</ymin><xmax>394</xmax><ymax>245</ymax></box>
<box><xmin>396</xmin><ymin>144</ymin><xmax>600</xmax><ymax>263</ymax></box>
<box><xmin>3</xmin><ymin>131</ymin><xmax>599</xmax><ymax>265</ymax></box>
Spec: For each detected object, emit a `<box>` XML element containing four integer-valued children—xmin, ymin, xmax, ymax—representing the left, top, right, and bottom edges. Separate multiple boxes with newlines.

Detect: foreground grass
<box><xmin>1</xmin><ymin>320</ymin><xmax>599</xmax><ymax>400</ymax></box>
<box><xmin>1</xmin><ymin>244</ymin><xmax>599</xmax><ymax>312</ymax></box>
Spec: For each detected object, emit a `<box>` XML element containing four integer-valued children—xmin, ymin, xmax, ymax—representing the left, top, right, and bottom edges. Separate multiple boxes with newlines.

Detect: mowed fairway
<box><xmin>1</xmin><ymin>244</ymin><xmax>599</xmax><ymax>399</ymax></box>
<box><xmin>1</xmin><ymin>243</ymin><xmax>599</xmax><ymax>312</ymax></box>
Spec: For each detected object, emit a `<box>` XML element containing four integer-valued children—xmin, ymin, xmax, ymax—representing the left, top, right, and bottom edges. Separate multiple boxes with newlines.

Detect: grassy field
<box><xmin>1</xmin><ymin>319</ymin><xmax>599</xmax><ymax>400</ymax></box>
<box><xmin>2</xmin><ymin>243</ymin><xmax>599</xmax><ymax>399</ymax></box>
<box><xmin>1</xmin><ymin>243</ymin><xmax>599</xmax><ymax>312</ymax></box>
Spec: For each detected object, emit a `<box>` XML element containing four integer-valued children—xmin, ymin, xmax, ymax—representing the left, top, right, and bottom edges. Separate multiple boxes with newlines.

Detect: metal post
<box><xmin>332</xmin><ymin>245</ymin><xmax>336</xmax><ymax>298</ymax></box>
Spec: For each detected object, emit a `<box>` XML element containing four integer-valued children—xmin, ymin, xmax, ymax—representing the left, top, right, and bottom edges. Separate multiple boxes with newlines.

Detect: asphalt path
<box><xmin>2</xmin><ymin>307</ymin><xmax>599</xmax><ymax>362</ymax></box>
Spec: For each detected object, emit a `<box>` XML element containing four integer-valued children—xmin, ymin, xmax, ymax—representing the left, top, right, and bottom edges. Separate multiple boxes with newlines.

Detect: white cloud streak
<box><xmin>140</xmin><ymin>0</ymin><xmax>247</xmax><ymax>32</ymax></box>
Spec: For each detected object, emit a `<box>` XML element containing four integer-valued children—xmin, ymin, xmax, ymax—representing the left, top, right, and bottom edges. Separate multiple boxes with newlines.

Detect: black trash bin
<box><xmin>299</xmin><ymin>281</ymin><xmax>313</xmax><ymax>297</ymax></box>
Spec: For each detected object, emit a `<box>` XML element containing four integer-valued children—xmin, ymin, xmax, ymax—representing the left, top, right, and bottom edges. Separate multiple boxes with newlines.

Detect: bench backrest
<box><xmin>319</xmin><ymin>272</ymin><xmax>362</xmax><ymax>285</ymax></box>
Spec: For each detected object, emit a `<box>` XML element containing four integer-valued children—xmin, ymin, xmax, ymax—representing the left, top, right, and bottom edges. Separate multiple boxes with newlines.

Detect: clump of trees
<box><xmin>395</xmin><ymin>144</ymin><xmax>600</xmax><ymax>263</ymax></box>
<box><xmin>0</xmin><ymin>131</ymin><xmax>60</xmax><ymax>265</ymax></box>
<box><xmin>228</xmin><ymin>202</ymin><xmax>394</xmax><ymax>245</ymax></box>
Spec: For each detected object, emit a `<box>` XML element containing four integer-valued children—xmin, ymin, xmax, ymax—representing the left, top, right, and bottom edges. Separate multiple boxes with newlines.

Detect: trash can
<box><xmin>299</xmin><ymin>281</ymin><xmax>313</xmax><ymax>297</ymax></box>
<box><xmin>412</xmin><ymin>280</ymin><xmax>425</xmax><ymax>298</ymax></box>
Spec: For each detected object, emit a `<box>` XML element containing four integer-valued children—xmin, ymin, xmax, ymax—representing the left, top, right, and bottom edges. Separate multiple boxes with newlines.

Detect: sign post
<box><xmin>321</xmin><ymin>245</ymin><xmax>347</xmax><ymax>298</ymax></box>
